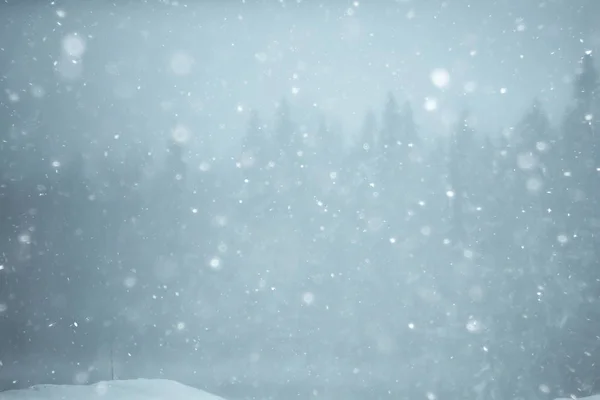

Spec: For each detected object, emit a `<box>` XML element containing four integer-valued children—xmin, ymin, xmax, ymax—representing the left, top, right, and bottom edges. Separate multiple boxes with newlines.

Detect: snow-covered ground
<box><xmin>1</xmin><ymin>378</ymin><xmax>595</xmax><ymax>400</ymax></box>
<box><xmin>0</xmin><ymin>379</ymin><xmax>224</xmax><ymax>400</ymax></box>
<box><xmin>0</xmin><ymin>349</ymin><xmax>409</xmax><ymax>392</ymax></box>
<box><xmin>0</xmin><ymin>353</ymin><xmax>409</xmax><ymax>399</ymax></box>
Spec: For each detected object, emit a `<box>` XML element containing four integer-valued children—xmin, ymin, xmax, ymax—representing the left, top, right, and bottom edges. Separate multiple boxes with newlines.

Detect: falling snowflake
<box><xmin>170</xmin><ymin>52</ymin><xmax>194</xmax><ymax>75</ymax></box>
<box><xmin>171</xmin><ymin>124</ymin><xmax>191</xmax><ymax>143</ymax></box>
<box><xmin>557</xmin><ymin>234</ymin><xmax>568</xmax><ymax>244</ymax></box>
<box><xmin>424</xmin><ymin>97</ymin><xmax>438</xmax><ymax>111</ymax></box>
<box><xmin>208</xmin><ymin>257</ymin><xmax>222</xmax><ymax>270</ymax></box>
<box><xmin>430</xmin><ymin>68</ymin><xmax>450</xmax><ymax>88</ymax></box>
<box><xmin>302</xmin><ymin>292</ymin><xmax>315</xmax><ymax>305</ymax></box>
<box><xmin>62</xmin><ymin>34</ymin><xmax>86</xmax><ymax>58</ymax></box>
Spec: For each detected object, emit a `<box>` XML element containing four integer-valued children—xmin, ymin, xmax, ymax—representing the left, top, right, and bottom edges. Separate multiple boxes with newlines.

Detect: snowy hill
<box><xmin>0</xmin><ymin>379</ymin><xmax>225</xmax><ymax>400</ymax></box>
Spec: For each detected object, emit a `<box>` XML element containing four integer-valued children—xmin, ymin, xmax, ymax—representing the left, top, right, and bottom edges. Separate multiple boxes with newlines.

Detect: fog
<box><xmin>1</xmin><ymin>0</ymin><xmax>600</xmax><ymax>399</ymax></box>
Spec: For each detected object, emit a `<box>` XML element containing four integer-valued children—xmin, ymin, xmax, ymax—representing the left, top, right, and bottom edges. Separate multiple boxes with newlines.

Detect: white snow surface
<box><xmin>0</xmin><ymin>379</ymin><xmax>226</xmax><ymax>400</ymax></box>
<box><xmin>556</xmin><ymin>398</ymin><xmax>600</xmax><ymax>400</ymax></box>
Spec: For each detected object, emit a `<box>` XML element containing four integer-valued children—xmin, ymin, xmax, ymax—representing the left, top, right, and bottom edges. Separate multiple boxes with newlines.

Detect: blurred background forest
<box><xmin>1</xmin><ymin>1</ymin><xmax>600</xmax><ymax>400</ymax></box>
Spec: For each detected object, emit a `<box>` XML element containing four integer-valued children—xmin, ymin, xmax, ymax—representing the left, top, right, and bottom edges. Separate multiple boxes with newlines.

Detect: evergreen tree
<box><xmin>399</xmin><ymin>101</ymin><xmax>418</xmax><ymax>149</ymax></box>
<box><xmin>241</xmin><ymin>109</ymin><xmax>268</xmax><ymax>170</ymax></box>
<box><xmin>447</xmin><ymin>111</ymin><xmax>475</xmax><ymax>242</ymax></box>
<box><xmin>274</xmin><ymin>98</ymin><xmax>295</xmax><ymax>159</ymax></box>
<box><xmin>359</xmin><ymin>108</ymin><xmax>377</xmax><ymax>153</ymax></box>
<box><xmin>507</xmin><ymin>99</ymin><xmax>555</xmax><ymax>258</ymax></box>
<box><xmin>555</xmin><ymin>52</ymin><xmax>600</xmax><ymax>396</ymax></box>
<box><xmin>239</xmin><ymin>110</ymin><xmax>273</xmax><ymax>219</ymax></box>
<box><xmin>54</xmin><ymin>153</ymin><xmax>98</xmax><ymax>318</ymax></box>
<box><xmin>313</xmin><ymin>114</ymin><xmax>341</xmax><ymax>169</ymax></box>
<box><xmin>348</xmin><ymin>109</ymin><xmax>379</xmax><ymax>208</ymax></box>
<box><xmin>378</xmin><ymin>93</ymin><xmax>402</xmax><ymax>192</ymax></box>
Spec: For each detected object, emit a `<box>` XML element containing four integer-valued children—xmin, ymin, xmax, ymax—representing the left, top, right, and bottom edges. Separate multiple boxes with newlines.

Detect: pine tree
<box><xmin>447</xmin><ymin>111</ymin><xmax>475</xmax><ymax>242</ymax></box>
<box><xmin>241</xmin><ymin>109</ymin><xmax>268</xmax><ymax>170</ymax></box>
<box><xmin>555</xmin><ymin>52</ymin><xmax>600</xmax><ymax>396</ymax></box>
<box><xmin>359</xmin><ymin>108</ymin><xmax>377</xmax><ymax>153</ymax></box>
<box><xmin>378</xmin><ymin>93</ymin><xmax>402</xmax><ymax>191</ymax></box>
<box><xmin>509</xmin><ymin>99</ymin><xmax>555</xmax><ymax>256</ymax></box>
<box><xmin>239</xmin><ymin>110</ymin><xmax>272</xmax><ymax>217</ymax></box>
<box><xmin>377</xmin><ymin>94</ymin><xmax>420</xmax><ymax>206</ymax></box>
<box><xmin>400</xmin><ymin>101</ymin><xmax>418</xmax><ymax>149</ymax></box>
<box><xmin>274</xmin><ymin>98</ymin><xmax>295</xmax><ymax>159</ymax></box>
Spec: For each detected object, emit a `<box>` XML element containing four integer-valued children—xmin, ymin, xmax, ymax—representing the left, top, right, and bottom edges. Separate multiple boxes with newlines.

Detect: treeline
<box><xmin>0</xmin><ymin>53</ymin><xmax>599</xmax><ymax>398</ymax></box>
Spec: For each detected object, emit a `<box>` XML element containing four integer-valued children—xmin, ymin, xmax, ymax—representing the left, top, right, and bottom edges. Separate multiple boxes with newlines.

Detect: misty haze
<box><xmin>1</xmin><ymin>0</ymin><xmax>600</xmax><ymax>399</ymax></box>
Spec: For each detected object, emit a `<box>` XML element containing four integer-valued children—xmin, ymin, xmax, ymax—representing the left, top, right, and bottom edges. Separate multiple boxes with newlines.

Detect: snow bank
<box><xmin>555</xmin><ymin>397</ymin><xmax>600</xmax><ymax>400</ymax></box>
<box><xmin>0</xmin><ymin>378</ymin><xmax>226</xmax><ymax>400</ymax></box>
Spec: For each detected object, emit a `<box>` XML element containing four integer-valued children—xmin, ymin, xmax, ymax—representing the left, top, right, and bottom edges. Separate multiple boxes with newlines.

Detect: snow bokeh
<box><xmin>0</xmin><ymin>1</ymin><xmax>599</xmax><ymax>399</ymax></box>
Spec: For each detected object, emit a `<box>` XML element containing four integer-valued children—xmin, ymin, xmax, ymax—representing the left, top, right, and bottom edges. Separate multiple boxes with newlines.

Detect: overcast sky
<box><xmin>1</xmin><ymin>0</ymin><xmax>599</xmax><ymax>143</ymax></box>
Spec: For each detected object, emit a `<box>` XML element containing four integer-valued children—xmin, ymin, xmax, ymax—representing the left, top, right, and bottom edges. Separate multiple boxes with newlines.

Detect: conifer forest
<box><xmin>1</xmin><ymin>1</ymin><xmax>600</xmax><ymax>399</ymax></box>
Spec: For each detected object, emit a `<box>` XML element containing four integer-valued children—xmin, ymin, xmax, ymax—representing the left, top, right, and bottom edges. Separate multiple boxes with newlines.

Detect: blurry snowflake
<box><xmin>249</xmin><ymin>352</ymin><xmax>260</xmax><ymax>363</ymax></box>
<box><xmin>6</xmin><ymin>90</ymin><xmax>19</xmax><ymax>103</ymax></box>
<box><xmin>208</xmin><ymin>257</ymin><xmax>222</xmax><ymax>270</ymax></box>
<box><xmin>526</xmin><ymin>177</ymin><xmax>543</xmax><ymax>193</ymax></box>
<box><xmin>123</xmin><ymin>276</ymin><xmax>137</xmax><ymax>288</ymax></box>
<box><xmin>430</xmin><ymin>68</ymin><xmax>450</xmax><ymax>88</ymax></box>
<box><xmin>214</xmin><ymin>215</ymin><xmax>228</xmax><ymax>227</ymax></box>
<box><xmin>466</xmin><ymin>317</ymin><xmax>482</xmax><ymax>333</ymax></box>
<box><xmin>464</xmin><ymin>81</ymin><xmax>477</xmax><ymax>93</ymax></box>
<box><xmin>254</xmin><ymin>52</ymin><xmax>268</xmax><ymax>63</ymax></box>
<box><xmin>30</xmin><ymin>85</ymin><xmax>45</xmax><ymax>98</ymax></box>
<box><xmin>170</xmin><ymin>52</ymin><xmax>194</xmax><ymax>75</ymax></box>
<box><xmin>199</xmin><ymin>161</ymin><xmax>211</xmax><ymax>172</ymax></box>
<box><xmin>171</xmin><ymin>124</ymin><xmax>191</xmax><ymax>143</ymax></box>
<box><xmin>424</xmin><ymin>97</ymin><xmax>437</xmax><ymax>111</ymax></box>
<box><xmin>516</xmin><ymin>152</ymin><xmax>537</xmax><ymax>170</ymax></box>
<box><xmin>239</xmin><ymin>152</ymin><xmax>256</xmax><ymax>168</ymax></box>
<box><xmin>536</xmin><ymin>141</ymin><xmax>549</xmax><ymax>152</ymax></box>
<box><xmin>18</xmin><ymin>233</ymin><xmax>31</xmax><ymax>244</ymax></box>
<box><xmin>62</xmin><ymin>34</ymin><xmax>86</xmax><ymax>58</ymax></box>
<box><xmin>302</xmin><ymin>292</ymin><xmax>315</xmax><ymax>305</ymax></box>
<box><xmin>557</xmin><ymin>234</ymin><xmax>568</xmax><ymax>244</ymax></box>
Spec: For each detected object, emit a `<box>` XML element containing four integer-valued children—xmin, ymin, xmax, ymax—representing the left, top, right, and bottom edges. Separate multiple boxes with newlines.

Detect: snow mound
<box><xmin>0</xmin><ymin>378</ymin><xmax>225</xmax><ymax>400</ymax></box>
<box><xmin>555</xmin><ymin>398</ymin><xmax>600</xmax><ymax>400</ymax></box>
